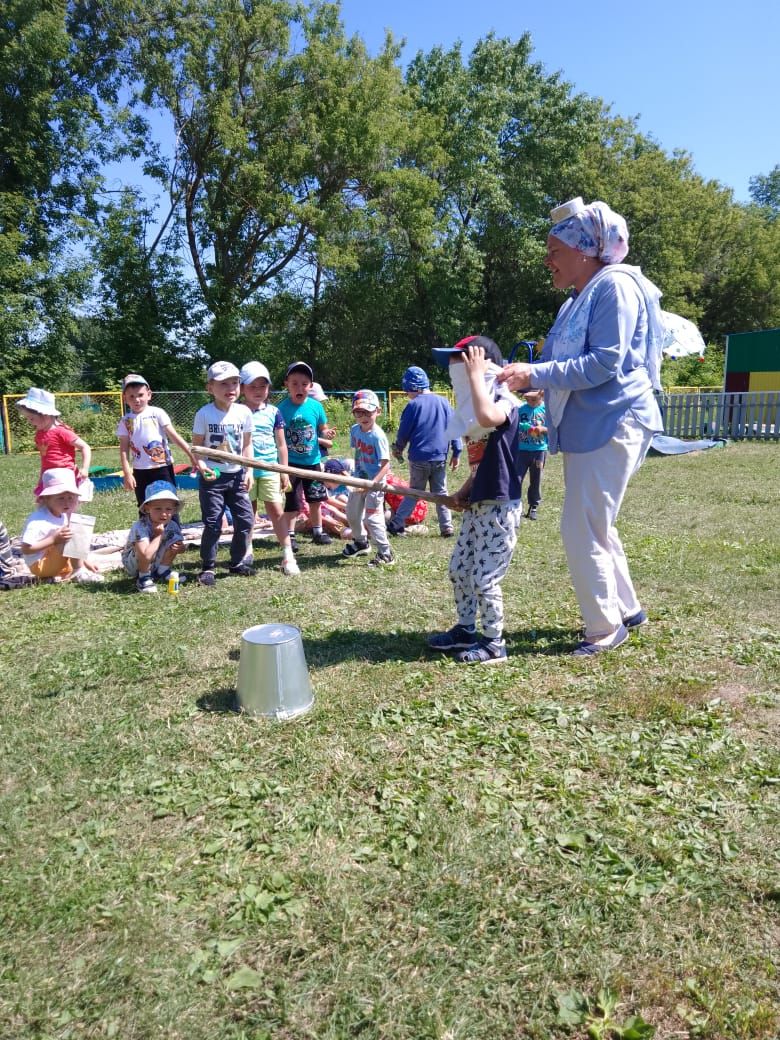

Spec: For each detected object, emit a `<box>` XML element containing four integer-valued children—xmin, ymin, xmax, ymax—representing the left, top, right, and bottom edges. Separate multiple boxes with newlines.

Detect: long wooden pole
<box><xmin>191</xmin><ymin>445</ymin><xmax>452</xmax><ymax>506</ymax></box>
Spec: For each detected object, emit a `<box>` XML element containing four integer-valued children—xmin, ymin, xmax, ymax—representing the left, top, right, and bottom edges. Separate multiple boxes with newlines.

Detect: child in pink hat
<box><xmin>20</xmin><ymin>469</ymin><xmax>103</xmax><ymax>583</ymax></box>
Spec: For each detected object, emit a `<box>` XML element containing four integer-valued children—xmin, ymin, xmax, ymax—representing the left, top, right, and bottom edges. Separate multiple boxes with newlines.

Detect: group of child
<box><xmin>9</xmin><ymin>341</ymin><xmax>547</xmax><ymax>665</ymax></box>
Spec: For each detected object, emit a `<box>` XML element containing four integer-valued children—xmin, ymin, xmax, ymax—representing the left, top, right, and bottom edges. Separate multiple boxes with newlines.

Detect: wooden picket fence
<box><xmin>659</xmin><ymin>391</ymin><xmax>780</xmax><ymax>440</ymax></box>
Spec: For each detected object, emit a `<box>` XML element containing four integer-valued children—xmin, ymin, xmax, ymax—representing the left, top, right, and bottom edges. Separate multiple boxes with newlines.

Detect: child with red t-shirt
<box><xmin>16</xmin><ymin>388</ymin><xmax>92</xmax><ymax>497</ymax></box>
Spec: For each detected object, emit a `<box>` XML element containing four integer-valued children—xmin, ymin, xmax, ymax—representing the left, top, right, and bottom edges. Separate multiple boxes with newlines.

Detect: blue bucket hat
<box><xmin>142</xmin><ymin>480</ymin><xmax>181</xmax><ymax>507</ymax></box>
<box><xmin>401</xmin><ymin>366</ymin><xmax>430</xmax><ymax>392</ymax></box>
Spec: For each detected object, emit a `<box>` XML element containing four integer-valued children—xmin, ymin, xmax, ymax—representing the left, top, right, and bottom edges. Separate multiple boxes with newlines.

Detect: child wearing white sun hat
<box><xmin>16</xmin><ymin>388</ymin><xmax>93</xmax><ymax>498</ymax></box>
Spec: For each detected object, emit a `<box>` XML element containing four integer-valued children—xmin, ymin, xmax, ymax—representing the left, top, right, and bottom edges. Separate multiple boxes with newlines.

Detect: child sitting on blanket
<box><xmin>122</xmin><ymin>480</ymin><xmax>186</xmax><ymax>593</ymax></box>
<box><xmin>20</xmin><ymin>468</ymin><xmax>104</xmax><ymax>583</ymax></box>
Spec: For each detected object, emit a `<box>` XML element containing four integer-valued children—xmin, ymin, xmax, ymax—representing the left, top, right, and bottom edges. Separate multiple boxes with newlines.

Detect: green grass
<box><xmin>1</xmin><ymin>443</ymin><xmax>778</xmax><ymax>1040</ymax></box>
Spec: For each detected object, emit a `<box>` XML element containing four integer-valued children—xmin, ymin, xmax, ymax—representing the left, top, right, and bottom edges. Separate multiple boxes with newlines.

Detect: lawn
<box><xmin>1</xmin><ymin>442</ymin><xmax>778</xmax><ymax>1040</ymax></box>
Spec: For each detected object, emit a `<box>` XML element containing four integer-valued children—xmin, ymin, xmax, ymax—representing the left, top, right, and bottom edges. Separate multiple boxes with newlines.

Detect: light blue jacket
<box><xmin>530</xmin><ymin>274</ymin><xmax>663</xmax><ymax>453</ymax></box>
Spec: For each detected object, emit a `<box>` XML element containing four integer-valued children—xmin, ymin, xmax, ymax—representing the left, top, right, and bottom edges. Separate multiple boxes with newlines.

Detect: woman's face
<box><xmin>544</xmin><ymin>235</ymin><xmax>585</xmax><ymax>291</ymax></box>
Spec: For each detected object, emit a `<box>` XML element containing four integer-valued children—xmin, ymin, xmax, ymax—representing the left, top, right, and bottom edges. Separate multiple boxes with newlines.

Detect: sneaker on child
<box><xmin>72</xmin><ymin>568</ymin><xmax>104</xmax><ymax>584</ymax></box>
<box><xmin>281</xmin><ymin>557</ymin><xmax>300</xmax><ymax>576</ymax></box>
<box><xmin>228</xmin><ymin>563</ymin><xmax>254</xmax><ymax>577</ymax></box>
<box><xmin>428</xmin><ymin>624</ymin><xmax>478</xmax><ymax>651</ymax></box>
<box><xmin>368</xmin><ymin>549</ymin><xmax>395</xmax><ymax>568</ymax></box>
<box><xmin>136</xmin><ymin>574</ymin><xmax>157</xmax><ymax>594</ymax></box>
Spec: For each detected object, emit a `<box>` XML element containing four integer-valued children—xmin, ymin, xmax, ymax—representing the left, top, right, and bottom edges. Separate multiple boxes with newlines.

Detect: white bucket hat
<box><xmin>16</xmin><ymin>388</ymin><xmax>60</xmax><ymax>416</ymax></box>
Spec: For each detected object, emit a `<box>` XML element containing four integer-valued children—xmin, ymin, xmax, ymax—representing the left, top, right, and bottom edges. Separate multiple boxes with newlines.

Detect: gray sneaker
<box><xmin>368</xmin><ymin>549</ymin><xmax>395</xmax><ymax>568</ymax></box>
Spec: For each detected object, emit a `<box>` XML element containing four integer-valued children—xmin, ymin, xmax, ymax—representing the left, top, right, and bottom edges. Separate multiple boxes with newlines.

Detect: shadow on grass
<box><xmin>197</xmin><ymin>687</ymin><xmax>239</xmax><ymax>713</ymax></box>
<box><xmin>297</xmin><ymin>625</ymin><xmax>578</xmax><ymax>665</ymax></box>
<box><xmin>504</xmin><ymin>625</ymin><xmax>579</xmax><ymax>656</ymax></box>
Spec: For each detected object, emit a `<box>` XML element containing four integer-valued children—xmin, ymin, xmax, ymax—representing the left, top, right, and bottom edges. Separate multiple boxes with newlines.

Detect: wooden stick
<box><xmin>191</xmin><ymin>445</ymin><xmax>452</xmax><ymax>506</ymax></box>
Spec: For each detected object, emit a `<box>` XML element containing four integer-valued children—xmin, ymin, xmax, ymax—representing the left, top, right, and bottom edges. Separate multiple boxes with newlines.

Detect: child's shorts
<box><xmin>284</xmin><ymin>464</ymin><xmax>328</xmax><ymax>512</ymax></box>
<box><xmin>251</xmin><ymin>471</ymin><xmax>284</xmax><ymax>508</ymax></box>
<box><xmin>27</xmin><ymin>548</ymin><xmax>73</xmax><ymax>580</ymax></box>
<box><xmin>122</xmin><ymin>541</ymin><xmax>168</xmax><ymax>579</ymax></box>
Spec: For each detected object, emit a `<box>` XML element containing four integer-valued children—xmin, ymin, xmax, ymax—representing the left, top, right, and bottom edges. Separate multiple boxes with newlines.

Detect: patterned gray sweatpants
<box><xmin>448</xmin><ymin>500</ymin><xmax>523</xmax><ymax>639</ymax></box>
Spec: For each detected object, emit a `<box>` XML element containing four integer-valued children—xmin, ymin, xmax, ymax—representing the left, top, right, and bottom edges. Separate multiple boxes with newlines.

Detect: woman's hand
<box><xmin>497</xmin><ymin>363</ymin><xmax>533</xmax><ymax>391</ymax></box>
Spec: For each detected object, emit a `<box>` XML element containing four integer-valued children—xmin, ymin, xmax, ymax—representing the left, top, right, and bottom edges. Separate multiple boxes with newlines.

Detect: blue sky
<box><xmin>105</xmin><ymin>0</ymin><xmax>778</xmax><ymax>216</ymax></box>
<box><xmin>339</xmin><ymin>0</ymin><xmax>779</xmax><ymax>202</ymax></box>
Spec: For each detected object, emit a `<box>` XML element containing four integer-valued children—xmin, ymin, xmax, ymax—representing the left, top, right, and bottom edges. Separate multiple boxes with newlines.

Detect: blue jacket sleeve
<box><xmin>530</xmin><ymin>279</ymin><xmax>640</xmax><ymax>391</ymax></box>
<box><xmin>394</xmin><ymin>402</ymin><xmax>414</xmax><ymax>451</ymax></box>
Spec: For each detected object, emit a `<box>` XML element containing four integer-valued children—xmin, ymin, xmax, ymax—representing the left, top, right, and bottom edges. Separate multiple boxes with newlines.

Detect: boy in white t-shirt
<box><xmin>20</xmin><ymin>468</ymin><xmax>104</xmax><ymax>583</ymax></box>
<box><xmin>116</xmin><ymin>373</ymin><xmax>198</xmax><ymax>506</ymax></box>
<box><xmin>191</xmin><ymin>361</ymin><xmax>255</xmax><ymax>587</ymax></box>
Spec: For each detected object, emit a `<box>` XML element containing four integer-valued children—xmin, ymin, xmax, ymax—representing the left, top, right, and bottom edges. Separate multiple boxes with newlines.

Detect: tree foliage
<box><xmin>1</xmin><ymin>0</ymin><xmax>779</xmax><ymax>396</ymax></box>
<box><xmin>126</xmin><ymin>0</ymin><xmax>414</xmax><ymax>329</ymax></box>
<box><xmin>749</xmin><ymin>164</ymin><xmax>780</xmax><ymax>217</ymax></box>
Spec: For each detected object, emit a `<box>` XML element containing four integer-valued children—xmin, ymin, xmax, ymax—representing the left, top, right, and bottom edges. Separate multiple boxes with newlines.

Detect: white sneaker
<box><xmin>281</xmin><ymin>557</ymin><xmax>300</xmax><ymax>576</ymax></box>
<box><xmin>72</xmin><ymin>568</ymin><xmax>104</xmax><ymax>584</ymax></box>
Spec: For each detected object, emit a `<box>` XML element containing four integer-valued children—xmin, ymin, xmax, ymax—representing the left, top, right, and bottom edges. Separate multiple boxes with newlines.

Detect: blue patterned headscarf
<box><xmin>550</xmin><ymin>201</ymin><xmax>629</xmax><ymax>264</ymax></box>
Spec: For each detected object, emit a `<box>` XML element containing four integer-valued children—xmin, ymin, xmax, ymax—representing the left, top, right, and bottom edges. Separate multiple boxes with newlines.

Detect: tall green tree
<box><xmin>0</xmin><ymin>0</ymin><xmax>136</xmax><ymax>391</ymax></box>
<box><xmin>125</xmin><ymin>0</ymin><xmax>415</xmax><ymax>357</ymax></box>
<box><xmin>309</xmin><ymin>33</ymin><xmax>606</xmax><ymax>387</ymax></box>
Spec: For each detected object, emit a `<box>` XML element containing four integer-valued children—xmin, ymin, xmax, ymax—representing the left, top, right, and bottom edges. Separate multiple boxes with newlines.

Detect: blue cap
<box><xmin>401</xmin><ymin>366</ymin><xmax>430</xmax><ymax>392</ymax></box>
<box><xmin>432</xmin><ymin>334</ymin><xmax>504</xmax><ymax>369</ymax></box>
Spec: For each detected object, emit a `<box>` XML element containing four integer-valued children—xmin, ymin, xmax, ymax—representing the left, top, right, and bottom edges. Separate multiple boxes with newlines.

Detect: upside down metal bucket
<box><xmin>236</xmin><ymin>623</ymin><xmax>314</xmax><ymax>720</ymax></box>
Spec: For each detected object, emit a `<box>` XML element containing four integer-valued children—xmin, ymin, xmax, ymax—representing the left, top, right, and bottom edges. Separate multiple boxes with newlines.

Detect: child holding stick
<box><xmin>240</xmin><ymin>361</ymin><xmax>299</xmax><ymax>576</ymax></box>
<box><xmin>340</xmin><ymin>390</ymin><xmax>394</xmax><ymax>568</ymax></box>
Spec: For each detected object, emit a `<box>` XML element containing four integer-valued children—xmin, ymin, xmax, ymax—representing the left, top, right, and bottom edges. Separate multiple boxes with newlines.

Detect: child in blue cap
<box><xmin>122</xmin><ymin>480</ymin><xmax>186</xmax><ymax>593</ymax></box>
<box><xmin>389</xmin><ymin>366</ymin><xmax>461</xmax><ymax>537</ymax></box>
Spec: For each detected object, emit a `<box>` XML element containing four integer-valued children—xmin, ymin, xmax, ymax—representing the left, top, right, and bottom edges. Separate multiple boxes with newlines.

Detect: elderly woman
<box><xmin>499</xmin><ymin>198</ymin><xmax>664</xmax><ymax>655</ymax></box>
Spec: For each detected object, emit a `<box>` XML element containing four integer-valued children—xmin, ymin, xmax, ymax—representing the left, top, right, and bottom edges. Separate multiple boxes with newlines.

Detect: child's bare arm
<box><xmin>275</xmin><ymin>427</ymin><xmax>291</xmax><ymax>491</ymax></box>
<box><xmin>373</xmin><ymin>459</ymin><xmax>391</xmax><ymax>488</ymax></box>
<box><xmin>463</xmin><ymin>347</ymin><xmax>507</xmax><ymax>427</ymax></box>
<box><xmin>164</xmin><ymin>423</ymin><xmax>198</xmax><ymax>467</ymax></box>
<box><xmin>22</xmin><ymin>526</ymin><xmax>71</xmax><ymax>553</ymax></box>
<box><xmin>241</xmin><ymin>432</ymin><xmax>253</xmax><ymax>490</ymax></box>
<box><xmin>74</xmin><ymin>436</ymin><xmax>92</xmax><ymax>480</ymax></box>
<box><xmin>448</xmin><ymin>474</ymin><xmax>474</xmax><ymax>510</ymax></box>
<box><xmin>118</xmin><ymin>436</ymin><xmax>135</xmax><ymax>490</ymax></box>
<box><xmin>134</xmin><ymin>532</ymin><xmax>164</xmax><ymax>570</ymax></box>
<box><xmin>190</xmin><ymin>433</ymin><xmax>210</xmax><ymax>474</ymax></box>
